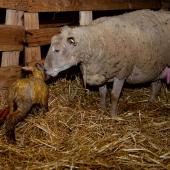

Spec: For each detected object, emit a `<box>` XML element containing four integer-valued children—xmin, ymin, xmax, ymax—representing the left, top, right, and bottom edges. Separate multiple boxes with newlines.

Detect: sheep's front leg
<box><xmin>110</xmin><ymin>78</ymin><xmax>125</xmax><ymax>115</ymax></box>
<box><xmin>149</xmin><ymin>80</ymin><xmax>161</xmax><ymax>102</ymax></box>
<box><xmin>99</xmin><ymin>85</ymin><xmax>107</xmax><ymax>109</ymax></box>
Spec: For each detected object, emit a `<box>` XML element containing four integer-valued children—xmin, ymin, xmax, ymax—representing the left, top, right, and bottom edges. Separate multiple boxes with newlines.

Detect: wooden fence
<box><xmin>0</xmin><ymin>0</ymin><xmax>167</xmax><ymax>67</ymax></box>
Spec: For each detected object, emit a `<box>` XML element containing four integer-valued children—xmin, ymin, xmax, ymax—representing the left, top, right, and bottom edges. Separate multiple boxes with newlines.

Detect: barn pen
<box><xmin>0</xmin><ymin>0</ymin><xmax>170</xmax><ymax>170</ymax></box>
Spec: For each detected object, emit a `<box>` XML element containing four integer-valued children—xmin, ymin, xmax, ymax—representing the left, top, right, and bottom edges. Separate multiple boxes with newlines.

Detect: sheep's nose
<box><xmin>44</xmin><ymin>67</ymin><xmax>47</xmax><ymax>72</ymax></box>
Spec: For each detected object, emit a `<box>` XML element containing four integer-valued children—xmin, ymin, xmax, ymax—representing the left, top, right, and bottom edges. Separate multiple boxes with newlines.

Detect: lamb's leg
<box><xmin>8</xmin><ymin>99</ymin><xmax>14</xmax><ymax>114</ymax></box>
<box><xmin>149</xmin><ymin>80</ymin><xmax>161</xmax><ymax>102</ymax></box>
<box><xmin>0</xmin><ymin>107</ymin><xmax>9</xmax><ymax>125</ymax></box>
<box><xmin>110</xmin><ymin>78</ymin><xmax>125</xmax><ymax>115</ymax></box>
<box><xmin>43</xmin><ymin>97</ymin><xmax>49</xmax><ymax>113</ymax></box>
<box><xmin>99</xmin><ymin>85</ymin><xmax>107</xmax><ymax>109</ymax></box>
<box><xmin>0</xmin><ymin>99</ymin><xmax>14</xmax><ymax>126</ymax></box>
<box><xmin>5</xmin><ymin>100</ymin><xmax>31</xmax><ymax>144</ymax></box>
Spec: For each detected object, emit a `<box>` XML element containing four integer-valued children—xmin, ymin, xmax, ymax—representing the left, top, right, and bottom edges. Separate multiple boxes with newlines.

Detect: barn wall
<box><xmin>0</xmin><ymin>0</ymin><xmax>168</xmax><ymax>67</ymax></box>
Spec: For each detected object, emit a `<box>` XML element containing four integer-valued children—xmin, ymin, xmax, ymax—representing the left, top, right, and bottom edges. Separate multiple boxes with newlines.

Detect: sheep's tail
<box><xmin>0</xmin><ymin>106</ymin><xmax>9</xmax><ymax>125</ymax></box>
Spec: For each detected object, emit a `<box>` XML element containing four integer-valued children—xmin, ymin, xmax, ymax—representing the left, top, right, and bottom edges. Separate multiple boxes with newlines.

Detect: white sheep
<box><xmin>45</xmin><ymin>9</ymin><xmax>170</xmax><ymax>115</ymax></box>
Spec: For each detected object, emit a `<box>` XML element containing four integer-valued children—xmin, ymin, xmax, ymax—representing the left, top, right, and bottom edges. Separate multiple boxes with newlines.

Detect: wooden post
<box><xmin>79</xmin><ymin>11</ymin><xmax>93</xmax><ymax>26</ymax></box>
<box><xmin>79</xmin><ymin>11</ymin><xmax>93</xmax><ymax>88</ymax></box>
<box><xmin>1</xmin><ymin>9</ymin><xmax>24</xmax><ymax>67</ymax></box>
<box><xmin>24</xmin><ymin>12</ymin><xmax>41</xmax><ymax>65</ymax></box>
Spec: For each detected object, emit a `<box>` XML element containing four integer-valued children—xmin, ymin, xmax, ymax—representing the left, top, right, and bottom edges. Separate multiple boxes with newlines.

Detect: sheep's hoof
<box><xmin>148</xmin><ymin>97</ymin><xmax>157</xmax><ymax>103</ymax></box>
<box><xmin>110</xmin><ymin>108</ymin><xmax>118</xmax><ymax>116</ymax></box>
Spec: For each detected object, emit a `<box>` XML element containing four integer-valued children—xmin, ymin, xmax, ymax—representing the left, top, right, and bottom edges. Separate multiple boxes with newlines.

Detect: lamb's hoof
<box><xmin>0</xmin><ymin>119</ymin><xmax>4</xmax><ymax>126</ymax></box>
<box><xmin>6</xmin><ymin>137</ymin><xmax>16</xmax><ymax>144</ymax></box>
<box><xmin>6</xmin><ymin>131</ymin><xmax>16</xmax><ymax>144</ymax></box>
<box><xmin>43</xmin><ymin>107</ymin><xmax>49</xmax><ymax>113</ymax></box>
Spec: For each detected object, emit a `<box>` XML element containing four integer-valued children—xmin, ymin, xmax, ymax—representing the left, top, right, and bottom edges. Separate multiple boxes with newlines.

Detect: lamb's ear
<box><xmin>22</xmin><ymin>66</ymin><xmax>34</xmax><ymax>72</ymax></box>
<box><xmin>35</xmin><ymin>63</ymin><xmax>44</xmax><ymax>71</ymax></box>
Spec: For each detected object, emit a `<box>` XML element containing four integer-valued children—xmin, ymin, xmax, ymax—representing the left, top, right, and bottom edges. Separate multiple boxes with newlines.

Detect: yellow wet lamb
<box><xmin>5</xmin><ymin>63</ymin><xmax>49</xmax><ymax>143</ymax></box>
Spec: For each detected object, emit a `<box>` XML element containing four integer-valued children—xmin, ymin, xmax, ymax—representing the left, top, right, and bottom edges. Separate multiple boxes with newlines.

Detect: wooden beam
<box><xmin>1</xmin><ymin>9</ymin><xmax>24</xmax><ymax>67</ymax></box>
<box><xmin>0</xmin><ymin>0</ymin><xmax>28</xmax><ymax>11</ymax></box>
<box><xmin>28</xmin><ymin>0</ymin><xmax>162</xmax><ymax>12</ymax></box>
<box><xmin>161</xmin><ymin>0</ymin><xmax>170</xmax><ymax>9</ymax></box>
<box><xmin>26</xmin><ymin>27</ymin><xmax>61</xmax><ymax>47</ymax></box>
<box><xmin>0</xmin><ymin>65</ymin><xmax>22</xmax><ymax>89</ymax></box>
<box><xmin>79</xmin><ymin>11</ymin><xmax>93</xmax><ymax>88</ymax></box>
<box><xmin>0</xmin><ymin>0</ymin><xmax>161</xmax><ymax>12</ymax></box>
<box><xmin>24</xmin><ymin>12</ymin><xmax>41</xmax><ymax>65</ymax></box>
<box><xmin>79</xmin><ymin>11</ymin><xmax>93</xmax><ymax>26</ymax></box>
<box><xmin>0</xmin><ymin>25</ymin><xmax>24</xmax><ymax>51</ymax></box>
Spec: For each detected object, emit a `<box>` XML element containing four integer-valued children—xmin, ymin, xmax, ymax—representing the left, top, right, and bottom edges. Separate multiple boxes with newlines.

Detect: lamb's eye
<box><xmin>67</xmin><ymin>37</ymin><xmax>77</xmax><ymax>46</ymax></box>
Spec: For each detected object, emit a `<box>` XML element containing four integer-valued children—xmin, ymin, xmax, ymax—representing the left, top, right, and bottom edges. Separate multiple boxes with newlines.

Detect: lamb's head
<box><xmin>44</xmin><ymin>26</ymin><xmax>81</xmax><ymax>77</ymax></box>
<box><xmin>22</xmin><ymin>63</ymin><xmax>46</xmax><ymax>80</ymax></box>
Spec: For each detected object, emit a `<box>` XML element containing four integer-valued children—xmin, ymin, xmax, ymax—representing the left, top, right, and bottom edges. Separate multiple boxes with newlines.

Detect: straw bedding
<box><xmin>0</xmin><ymin>76</ymin><xmax>169</xmax><ymax>170</ymax></box>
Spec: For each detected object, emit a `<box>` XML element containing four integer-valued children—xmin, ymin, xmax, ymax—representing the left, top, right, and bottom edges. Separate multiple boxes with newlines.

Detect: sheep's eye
<box><xmin>67</xmin><ymin>37</ymin><xmax>77</xmax><ymax>46</ymax></box>
<box><xmin>54</xmin><ymin>49</ymin><xmax>60</xmax><ymax>53</ymax></box>
<box><xmin>52</xmin><ymin>46</ymin><xmax>60</xmax><ymax>53</ymax></box>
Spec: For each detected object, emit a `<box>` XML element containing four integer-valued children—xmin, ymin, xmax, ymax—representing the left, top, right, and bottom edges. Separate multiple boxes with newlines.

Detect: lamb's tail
<box><xmin>0</xmin><ymin>106</ymin><xmax>9</xmax><ymax>125</ymax></box>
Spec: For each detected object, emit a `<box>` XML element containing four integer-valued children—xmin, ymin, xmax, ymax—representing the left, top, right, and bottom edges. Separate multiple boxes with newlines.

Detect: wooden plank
<box><xmin>79</xmin><ymin>11</ymin><xmax>93</xmax><ymax>88</ymax></box>
<box><xmin>40</xmin><ymin>23</ymin><xmax>72</xmax><ymax>29</ymax></box>
<box><xmin>161</xmin><ymin>0</ymin><xmax>170</xmax><ymax>9</ymax></box>
<box><xmin>28</xmin><ymin>0</ymin><xmax>161</xmax><ymax>12</ymax></box>
<box><xmin>25</xmin><ymin>47</ymin><xmax>41</xmax><ymax>64</ymax></box>
<box><xmin>1</xmin><ymin>9</ymin><xmax>24</xmax><ymax>67</ymax></box>
<box><xmin>0</xmin><ymin>0</ymin><xmax>161</xmax><ymax>12</ymax></box>
<box><xmin>0</xmin><ymin>0</ymin><xmax>28</xmax><ymax>11</ymax></box>
<box><xmin>79</xmin><ymin>11</ymin><xmax>92</xmax><ymax>26</ymax></box>
<box><xmin>26</xmin><ymin>27</ymin><xmax>61</xmax><ymax>47</ymax></box>
<box><xmin>0</xmin><ymin>65</ymin><xmax>22</xmax><ymax>89</ymax></box>
<box><xmin>24</xmin><ymin>12</ymin><xmax>41</xmax><ymax>65</ymax></box>
<box><xmin>0</xmin><ymin>25</ymin><xmax>24</xmax><ymax>51</ymax></box>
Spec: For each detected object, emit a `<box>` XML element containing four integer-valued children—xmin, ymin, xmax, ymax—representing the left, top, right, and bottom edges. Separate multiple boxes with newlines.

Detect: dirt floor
<box><xmin>0</xmin><ymin>76</ymin><xmax>170</xmax><ymax>170</ymax></box>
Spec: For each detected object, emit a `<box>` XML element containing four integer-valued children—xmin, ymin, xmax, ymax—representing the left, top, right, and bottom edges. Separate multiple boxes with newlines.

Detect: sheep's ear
<box><xmin>67</xmin><ymin>37</ymin><xmax>77</xmax><ymax>46</ymax></box>
<box><xmin>61</xmin><ymin>25</ymin><xmax>70</xmax><ymax>32</ymax></box>
<box><xmin>22</xmin><ymin>66</ymin><xmax>34</xmax><ymax>72</ymax></box>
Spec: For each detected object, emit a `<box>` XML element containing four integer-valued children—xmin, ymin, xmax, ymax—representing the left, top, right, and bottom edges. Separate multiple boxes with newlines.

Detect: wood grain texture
<box><xmin>0</xmin><ymin>25</ymin><xmax>24</xmax><ymax>51</ymax></box>
<box><xmin>28</xmin><ymin>0</ymin><xmax>162</xmax><ymax>12</ymax></box>
<box><xmin>0</xmin><ymin>65</ymin><xmax>22</xmax><ymax>89</ymax></box>
<box><xmin>24</xmin><ymin>12</ymin><xmax>41</xmax><ymax>65</ymax></box>
<box><xmin>1</xmin><ymin>10</ymin><xmax>24</xmax><ymax>67</ymax></box>
<box><xmin>26</xmin><ymin>27</ymin><xmax>61</xmax><ymax>47</ymax></box>
<box><xmin>0</xmin><ymin>0</ymin><xmax>28</xmax><ymax>11</ymax></box>
<box><xmin>79</xmin><ymin>11</ymin><xmax>92</xmax><ymax>25</ymax></box>
<box><xmin>161</xmin><ymin>0</ymin><xmax>170</xmax><ymax>9</ymax></box>
<box><xmin>0</xmin><ymin>0</ymin><xmax>161</xmax><ymax>12</ymax></box>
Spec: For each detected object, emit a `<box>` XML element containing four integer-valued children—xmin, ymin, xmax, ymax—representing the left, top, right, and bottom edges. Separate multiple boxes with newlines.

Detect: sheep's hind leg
<box><xmin>110</xmin><ymin>78</ymin><xmax>125</xmax><ymax>115</ymax></box>
<box><xmin>99</xmin><ymin>85</ymin><xmax>107</xmax><ymax>109</ymax></box>
<box><xmin>5</xmin><ymin>100</ymin><xmax>31</xmax><ymax>144</ymax></box>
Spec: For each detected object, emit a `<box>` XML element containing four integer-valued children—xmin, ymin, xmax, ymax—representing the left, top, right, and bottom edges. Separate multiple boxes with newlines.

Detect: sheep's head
<box><xmin>44</xmin><ymin>26</ymin><xmax>80</xmax><ymax>77</ymax></box>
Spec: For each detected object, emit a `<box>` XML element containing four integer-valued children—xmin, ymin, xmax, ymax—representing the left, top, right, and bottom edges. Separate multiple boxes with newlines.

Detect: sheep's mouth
<box><xmin>46</xmin><ymin>64</ymin><xmax>72</xmax><ymax>77</ymax></box>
